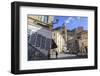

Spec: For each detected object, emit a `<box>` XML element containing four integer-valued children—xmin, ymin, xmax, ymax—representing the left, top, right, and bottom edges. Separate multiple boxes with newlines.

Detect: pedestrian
<box><xmin>48</xmin><ymin>50</ymin><xmax>50</xmax><ymax>59</ymax></box>
<box><xmin>55</xmin><ymin>51</ymin><xmax>58</xmax><ymax>58</ymax></box>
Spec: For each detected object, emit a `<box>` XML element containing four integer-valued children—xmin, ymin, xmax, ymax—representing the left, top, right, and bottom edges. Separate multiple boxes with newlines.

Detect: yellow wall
<box><xmin>52</xmin><ymin>31</ymin><xmax>65</xmax><ymax>53</ymax></box>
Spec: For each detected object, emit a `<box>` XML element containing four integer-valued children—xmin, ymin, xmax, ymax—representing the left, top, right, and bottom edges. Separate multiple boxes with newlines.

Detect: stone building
<box><xmin>52</xmin><ymin>31</ymin><xmax>65</xmax><ymax>53</ymax></box>
<box><xmin>77</xmin><ymin>31</ymin><xmax>88</xmax><ymax>56</ymax></box>
<box><xmin>27</xmin><ymin>15</ymin><xmax>55</xmax><ymax>60</ymax></box>
<box><xmin>67</xmin><ymin>27</ymin><xmax>88</xmax><ymax>56</ymax></box>
<box><xmin>51</xmin><ymin>25</ymin><xmax>67</xmax><ymax>53</ymax></box>
<box><xmin>28</xmin><ymin>15</ymin><xmax>53</xmax><ymax>29</ymax></box>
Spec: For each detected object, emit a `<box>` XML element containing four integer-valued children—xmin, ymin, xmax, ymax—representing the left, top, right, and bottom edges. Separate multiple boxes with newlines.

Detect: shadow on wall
<box><xmin>28</xmin><ymin>26</ymin><xmax>57</xmax><ymax>61</ymax></box>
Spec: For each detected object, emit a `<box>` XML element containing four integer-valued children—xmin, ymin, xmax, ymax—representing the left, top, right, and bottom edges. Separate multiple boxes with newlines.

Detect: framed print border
<box><xmin>11</xmin><ymin>1</ymin><xmax>98</xmax><ymax>74</ymax></box>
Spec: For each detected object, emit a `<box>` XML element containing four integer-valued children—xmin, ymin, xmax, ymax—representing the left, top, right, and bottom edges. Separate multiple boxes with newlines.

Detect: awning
<box><xmin>51</xmin><ymin>39</ymin><xmax>57</xmax><ymax>49</ymax></box>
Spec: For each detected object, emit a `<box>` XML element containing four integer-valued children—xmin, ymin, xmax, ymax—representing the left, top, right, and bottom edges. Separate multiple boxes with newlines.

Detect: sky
<box><xmin>53</xmin><ymin>16</ymin><xmax>88</xmax><ymax>30</ymax></box>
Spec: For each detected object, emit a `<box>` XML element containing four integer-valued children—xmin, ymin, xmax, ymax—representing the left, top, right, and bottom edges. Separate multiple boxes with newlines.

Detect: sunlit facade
<box><xmin>52</xmin><ymin>31</ymin><xmax>65</xmax><ymax>53</ymax></box>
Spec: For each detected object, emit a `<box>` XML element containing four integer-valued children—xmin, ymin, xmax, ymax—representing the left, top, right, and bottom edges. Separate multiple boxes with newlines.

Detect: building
<box><xmin>51</xmin><ymin>25</ymin><xmax>67</xmax><ymax>53</ymax></box>
<box><xmin>67</xmin><ymin>38</ymin><xmax>80</xmax><ymax>54</ymax></box>
<box><xmin>27</xmin><ymin>15</ymin><xmax>55</xmax><ymax>60</ymax></box>
<box><xmin>52</xmin><ymin>31</ymin><xmax>65</xmax><ymax>53</ymax></box>
<box><xmin>53</xmin><ymin>24</ymin><xmax>67</xmax><ymax>42</ymax></box>
<box><xmin>78</xmin><ymin>31</ymin><xmax>88</xmax><ymax>56</ymax></box>
<box><xmin>28</xmin><ymin>15</ymin><xmax>53</xmax><ymax>29</ymax></box>
<box><xmin>67</xmin><ymin>27</ymin><xmax>88</xmax><ymax>56</ymax></box>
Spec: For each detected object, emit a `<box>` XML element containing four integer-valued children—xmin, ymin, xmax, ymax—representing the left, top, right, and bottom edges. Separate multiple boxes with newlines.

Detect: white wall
<box><xmin>0</xmin><ymin>0</ymin><xmax>99</xmax><ymax>76</ymax></box>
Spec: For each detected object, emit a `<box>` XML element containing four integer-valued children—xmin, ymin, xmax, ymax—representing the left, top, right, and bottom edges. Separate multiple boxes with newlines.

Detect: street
<box><xmin>50</xmin><ymin>52</ymin><xmax>87</xmax><ymax>59</ymax></box>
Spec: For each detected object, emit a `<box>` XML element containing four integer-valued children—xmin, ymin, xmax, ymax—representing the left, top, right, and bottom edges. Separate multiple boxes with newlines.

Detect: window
<box><xmin>40</xmin><ymin>36</ymin><xmax>46</xmax><ymax>49</ymax></box>
<box><xmin>53</xmin><ymin>33</ymin><xmax>55</xmax><ymax>36</ymax></box>
<box><xmin>62</xmin><ymin>31</ymin><xmax>65</xmax><ymax>34</ymax></box>
<box><xmin>45</xmin><ymin>38</ymin><xmax>51</xmax><ymax>50</ymax></box>
<box><xmin>40</xmin><ymin>16</ymin><xmax>42</xmax><ymax>21</ymax></box>
<box><xmin>41</xmin><ymin>16</ymin><xmax>44</xmax><ymax>22</ymax></box>
<box><xmin>27</xmin><ymin>29</ymin><xmax>31</xmax><ymax>35</ymax></box>
<box><xmin>44</xmin><ymin>16</ymin><xmax>48</xmax><ymax>23</ymax></box>
<box><xmin>27</xmin><ymin>29</ymin><xmax>32</xmax><ymax>41</ymax></box>
<box><xmin>36</xmin><ymin>34</ymin><xmax>41</xmax><ymax>47</ymax></box>
<box><xmin>77</xmin><ymin>36</ymin><xmax>81</xmax><ymax>39</ymax></box>
<box><xmin>30</xmin><ymin>33</ymin><xmax>37</xmax><ymax>45</ymax></box>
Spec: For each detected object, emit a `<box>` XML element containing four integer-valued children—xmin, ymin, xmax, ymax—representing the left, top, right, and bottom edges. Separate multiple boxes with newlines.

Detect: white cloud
<box><xmin>65</xmin><ymin>17</ymin><xmax>73</xmax><ymax>24</ymax></box>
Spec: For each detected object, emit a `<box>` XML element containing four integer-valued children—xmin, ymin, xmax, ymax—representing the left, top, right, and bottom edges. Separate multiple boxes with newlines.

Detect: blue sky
<box><xmin>53</xmin><ymin>16</ymin><xmax>88</xmax><ymax>30</ymax></box>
